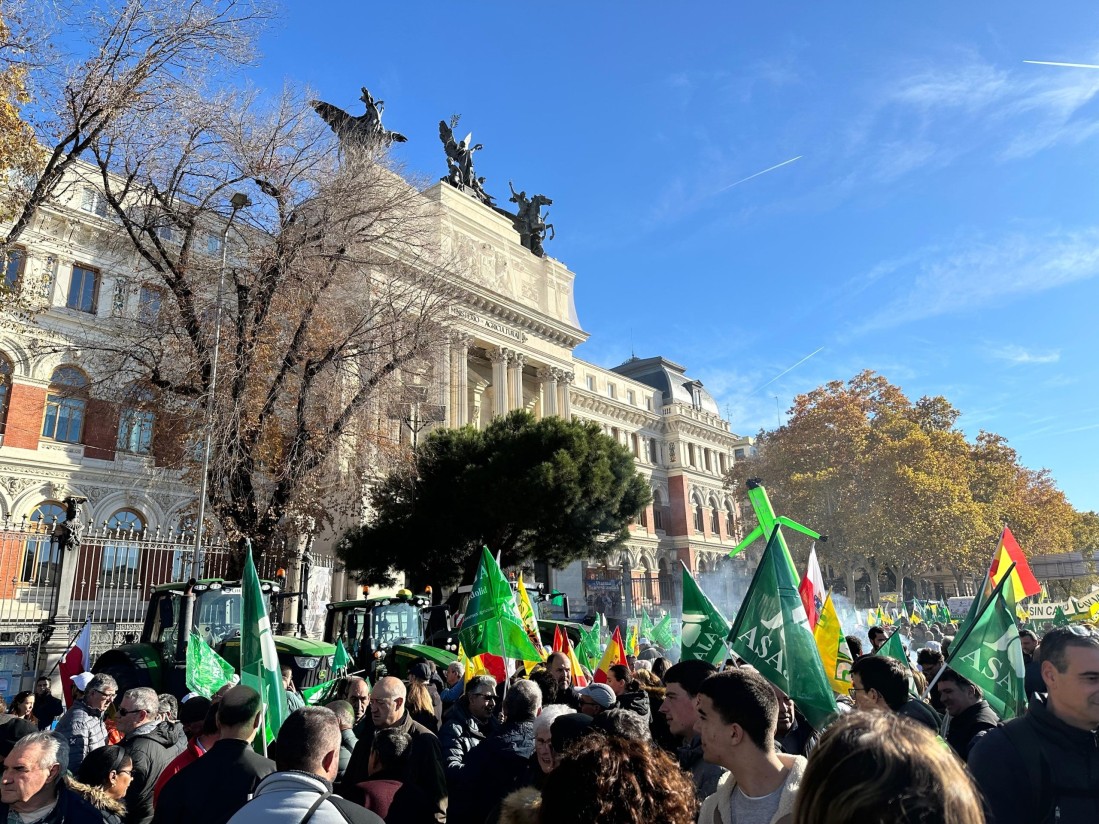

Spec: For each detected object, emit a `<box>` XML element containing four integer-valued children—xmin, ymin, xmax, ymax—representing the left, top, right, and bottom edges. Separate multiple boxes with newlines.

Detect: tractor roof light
<box><xmin>361</xmin><ymin>585</ymin><xmax>370</xmax><ymax>597</ymax></box>
<box><xmin>396</xmin><ymin>588</ymin><xmax>412</xmax><ymax>600</ymax></box>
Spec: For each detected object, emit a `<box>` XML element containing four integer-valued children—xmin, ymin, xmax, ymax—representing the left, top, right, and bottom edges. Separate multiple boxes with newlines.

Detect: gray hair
<box><xmin>465</xmin><ymin>675</ymin><xmax>496</xmax><ymax>696</ymax></box>
<box><xmin>124</xmin><ymin>687</ymin><xmax>160</xmax><ymax>714</ymax></box>
<box><xmin>86</xmin><ymin>673</ymin><xmax>117</xmax><ymax>696</ymax></box>
<box><xmin>326</xmin><ymin>700</ymin><xmax>355</xmax><ymax>728</ymax></box>
<box><xmin>448</xmin><ymin>660</ymin><xmax>465</xmax><ymax>677</ymax></box>
<box><xmin>533</xmin><ymin>704</ymin><xmax>575</xmax><ymax>738</ymax></box>
<box><xmin>16</xmin><ymin>732</ymin><xmax>67</xmax><ymax>777</ymax></box>
<box><xmin>503</xmin><ymin>679</ymin><xmax>542</xmax><ymax>723</ymax></box>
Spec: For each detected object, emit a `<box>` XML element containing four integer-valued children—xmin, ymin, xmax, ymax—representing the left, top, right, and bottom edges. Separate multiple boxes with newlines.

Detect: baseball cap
<box><xmin>577</xmin><ymin>683</ymin><xmax>615</xmax><ymax>709</ymax></box>
<box><xmin>71</xmin><ymin>672</ymin><xmax>95</xmax><ymax>692</ymax></box>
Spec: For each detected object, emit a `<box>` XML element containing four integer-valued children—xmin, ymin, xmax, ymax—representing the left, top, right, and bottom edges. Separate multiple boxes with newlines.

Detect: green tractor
<box><xmin>324</xmin><ymin>588</ymin><xmax>456</xmax><ymax>683</ymax></box>
<box><xmin>93</xmin><ymin>579</ymin><xmax>336</xmax><ymax>698</ymax></box>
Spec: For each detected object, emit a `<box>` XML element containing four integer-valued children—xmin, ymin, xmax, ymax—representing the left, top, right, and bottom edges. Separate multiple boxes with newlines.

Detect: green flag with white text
<box><xmin>457</xmin><ymin>547</ymin><xmax>542</xmax><ymax>662</ymax></box>
<box><xmin>727</xmin><ymin>526</ymin><xmax>838</xmax><ymax>730</ymax></box>
<box><xmin>185</xmin><ymin>631</ymin><xmax>235</xmax><ymax>698</ymax></box>
<box><xmin>241</xmin><ymin>547</ymin><xmax>287</xmax><ymax>744</ymax></box>
<box><xmin>680</xmin><ymin>563</ymin><xmax>729</xmax><ymax>666</ymax></box>
<box><xmin>652</xmin><ymin>614</ymin><xmax>676</xmax><ymax>649</ymax></box>
<box><xmin>946</xmin><ymin>586</ymin><xmax>1027</xmax><ymax>720</ymax></box>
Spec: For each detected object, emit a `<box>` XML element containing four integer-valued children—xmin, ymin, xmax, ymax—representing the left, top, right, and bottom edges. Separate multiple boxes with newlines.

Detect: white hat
<box><xmin>71</xmin><ymin>671</ymin><xmax>95</xmax><ymax>691</ymax></box>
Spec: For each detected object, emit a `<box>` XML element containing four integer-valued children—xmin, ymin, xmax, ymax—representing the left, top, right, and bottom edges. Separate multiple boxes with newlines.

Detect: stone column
<box><xmin>558</xmin><ymin>371</ymin><xmax>574</xmax><ymax>421</ymax></box>
<box><xmin>508</xmin><ymin>352</ymin><xmax>525</xmax><ymax>411</ymax></box>
<box><xmin>451</xmin><ymin>336</ymin><xmax>471</xmax><ymax>427</ymax></box>
<box><xmin>538</xmin><ymin>368</ymin><xmax>558</xmax><ymax>418</ymax></box>
<box><xmin>488</xmin><ymin>347</ymin><xmax>510</xmax><ymax>418</ymax></box>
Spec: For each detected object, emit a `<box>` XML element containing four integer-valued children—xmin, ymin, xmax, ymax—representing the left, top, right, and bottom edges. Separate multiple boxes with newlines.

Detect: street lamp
<box><xmin>191</xmin><ymin>192</ymin><xmax>251</xmax><ymax>579</ymax></box>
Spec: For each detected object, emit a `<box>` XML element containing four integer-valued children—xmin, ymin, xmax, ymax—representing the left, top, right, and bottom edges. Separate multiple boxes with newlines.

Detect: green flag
<box><xmin>1053</xmin><ymin>605</ymin><xmax>1070</xmax><ymax>627</ymax></box>
<box><xmin>652</xmin><ymin>614</ymin><xmax>676</xmax><ymax>649</ymax></box>
<box><xmin>185</xmin><ymin>631</ymin><xmax>235</xmax><ymax>698</ymax></box>
<box><xmin>302</xmin><ymin>678</ymin><xmax>338</xmax><ymax>706</ymax></box>
<box><xmin>727</xmin><ymin>527</ymin><xmax>837</xmax><ymax>730</ymax></box>
<box><xmin>876</xmin><ymin>630</ymin><xmax>910</xmax><ymax>666</ymax></box>
<box><xmin>579</xmin><ymin>624</ymin><xmax>602</xmax><ymax>669</ymax></box>
<box><xmin>457</xmin><ymin>547</ymin><xmax>542</xmax><ymax>662</ymax></box>
<box><xmin>333</xmin><ymin>638</ymin><xmax>350</xmax><ymax>672</ymax></box>
<box><xmin>640</xmin><ymin>611</ymin><xmax>655</xmax><ymax>643</ymax></box>
<box><xmin>241</xmin><ymin>546</ymin><xmax>288</xmax><ymax>744</ymax></box>
<box><xmin>680</xmin><ymin>562</ymin><xmax>730</xmax><ymax>666</ymax></box>
<box><xmin>947</xmin><ymin>585</ymin><xmax>1027</xmax><ymax>720</ymax></box>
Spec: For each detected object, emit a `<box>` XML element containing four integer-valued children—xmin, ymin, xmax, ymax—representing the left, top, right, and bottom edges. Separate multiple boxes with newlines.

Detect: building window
<box><xmin>646</xmin><ymin>397</ymin><xmax>652</xmax><ymax>410</ymax></box>
<box><xmin>81</xmin><ymin>187</ymin><xmax>109</xmax><ymax>218</ymax></box>
<box><xmin>710</xmin><ymin>503</ymin><xmax>720</xmax><ymax>534</ymax></box>
<box><xmin>101</xmin><ymin>509</ymin><xmax>144</xmax><ymax>589</ymax></box>
<box><xmin>630</xmin><ymin>433</ymin><xmax>640</xmax><ymax>457</ymax></box>
<box><xmin>3</xmin><ymin>247</ymin><xmax>25</xmax><ymax>291</ymax></box>
<box><xmin>704</xmin><ymin>449</ymin><xmax>712</xmax><ymax>472</ymax></box>
<box><xmin>734</xmin><ymin>447</ymin><xmax>746</xmax><ymax>460</ymax></box>
<box><xmin>694</xmin><ymin>504</ymin><xmax>705</xmax><ymax>533</ymax></box>
<box><xmin>67</xmin><ymin>264</ymin><xmax>100</xmax><ymax>313</ymax></box>
<box><xmin>156</xmin><ymin>225</ymin><xmax>175</xmax><ymax>243</ymax></box>
<box><xmin>640</xmin><ymin>509</ymin><xmax>649</xmax><ymax>529</ymax></box>
<box><xmin>627</xmin><ymin>389</ymin><xmax>635</xmax><ymax>405</ymax></box>
<box><xmin>607</xmin><ymin>383</ymin><xmax>616</xmax><ymax>399</ymax></box>
<box><xmin>42</xmin><ymin>366</ymin><xmax>89</xmax><ymax>443</ymax></box>
<box><xmin>586</xmin><ymin>375</ymin><xmax>595</xmax><ymax>391</ymax></box>
<box><xmin>206</xmin><ymin>233</ymin><xmax>222</xmax><ymax>255</ymax></box>
<box><xmin>0</xmin><ymin>352</ymin><xmax>11</xmax><ymax>435</ymax></box>
<box><xmin>688</xmin><ymin>443</ymin><xmax>696</xmax><ymax>467</ymax></box>
<box><xmin>138</xmin><ymin>284</ymin><xmax>163</xmax><ymax>325</ymax></box>
<box><xmin>726</xmin><ymin>506</ymin><xmax>735</xmax><ymax>536</ymax></box>
<box><xmin>648</xmin><ymin>438</ymin><xmax>658</xmax><ymax>464</ymax></box>
<box><xmin>22</xmin><ymin>502</ymin><xmax>65</xmax><ymax>584</ymax></box>
<box><xmin>719</xmin><ymin>453</ymin><xmax>727</xmax><ymax>474</ymax></box>
<box><xmin>117</xmin><ymin>384</ymin><xmax>156</xmax><ymax>454</ymax></box>
<box><xmin>653</xmin><ymin>507</ymin><xmax>664</xmax><ymax>531</ymax></box>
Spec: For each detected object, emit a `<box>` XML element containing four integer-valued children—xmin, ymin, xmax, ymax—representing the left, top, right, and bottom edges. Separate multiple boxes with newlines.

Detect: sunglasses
<box><xmin>117</xmin><ymin>707</ymin><xmax>144</xmax><ymax>717</ymax></box>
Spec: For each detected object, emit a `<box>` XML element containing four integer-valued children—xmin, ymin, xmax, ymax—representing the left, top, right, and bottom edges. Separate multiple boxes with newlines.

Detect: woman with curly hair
<box><xmin>538</xmin><ymin>733</ymin><xmax>697</xmax><ymax>824</ymax></box>
<box><xmin>793</xmin><ymin>712</ymin><xmax>984</xmax><ymax>824</ymax></box>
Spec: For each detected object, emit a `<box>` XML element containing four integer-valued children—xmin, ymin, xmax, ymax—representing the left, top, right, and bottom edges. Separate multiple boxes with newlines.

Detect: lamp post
<box><xmin>191</xmin><ymin>192</ymin><xmax>251</xmax><ymax>579</ymax></box>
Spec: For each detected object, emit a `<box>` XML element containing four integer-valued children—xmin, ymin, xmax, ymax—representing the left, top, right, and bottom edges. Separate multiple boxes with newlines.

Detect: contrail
<box><xmin>1023</xmin><ymin>60</ymin><xmax>1099</xmax><ymax>70</ymax></box>
<box><xmin>716</xmin><ymin>155</ymin><xmax>803</xmax><ymax>193</ymax></box>
<box><xmin>748</xmin><ymin>346</ymin><xmax>825</xmax><ymax>396</ymax></box>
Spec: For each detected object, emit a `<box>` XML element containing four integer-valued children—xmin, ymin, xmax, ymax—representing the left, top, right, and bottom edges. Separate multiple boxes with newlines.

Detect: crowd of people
<box><xmin>1</xmin><ymin>621</ymin><xmax>1097</xmax><ymax>824</ymax></box>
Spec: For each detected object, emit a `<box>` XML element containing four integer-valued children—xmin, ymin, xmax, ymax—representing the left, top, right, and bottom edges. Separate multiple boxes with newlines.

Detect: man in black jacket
<box><xmin>118</xmin><ymin>688</ymin><xmax>180</xmax><ymax>824</ymax></box>
<box><xmin>937</xmin><ymin>668</ymin><xmax>999</xmax><ymax>761</ymax></box>
<box><xmin>33</xmin><ymin>677</ymin><xmax>64</xmax><ymax>732</ymax></box>
<box><xmin>152</xmin><ymin>686</ymin><xmax>275</xmax><ymax>824</ymax></box>
<box><xmin>439</xmin><ymin>675</ymin><xmax>496</xmax><ymax>782</ymax></box>
<box><xmin>970</xmin><ymin>626</ymin><xmax>1099</xmax><ymax>824</ymax></box>
<box><xmin>849</xmin><ymin>655</ymin><xmax>941</xmax><ymax>733</ymax></box>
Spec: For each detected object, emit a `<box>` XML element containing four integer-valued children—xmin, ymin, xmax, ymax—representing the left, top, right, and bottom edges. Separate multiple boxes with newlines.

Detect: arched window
<box><xmin>117</xmin><ymin>384</ymin><xmax>156</xmax><ymax>454</ymax></box>
<box><xmin>41</xmin><ymin>366</ymin><xmax>89</xmax><ymax>443</ymax></box>
<box><xmin>694</xmin><ymin>502</ymin><xmax>705</xmax><ymax>533</ymax></box>
<box><xmin>101</xmin><ymin>509</ymin><xmax>144</xmax><ymax>589</ymax></box>
<box><xmin>709</xmin><ymin>499</ymin><xmax>720</xmax><ymax>534</ymax></box>
<box><xmin>725</xmin><ymin>501</ymin><xmax>736</xmax><ymax>536</ymax></box>
<box><xmin>0</xmin><ymin>351</ymin><xmax>12</xmax><ymax>435</ymax></box>
<box><xmin>22</xmin><ymin>502</ymin><xmax>65</xmax><ymax>584</ymax></box>
<box><xmin>642</xmin><ymin>557</ymin><xmax>655</xmax><ymax>602</ymax></box>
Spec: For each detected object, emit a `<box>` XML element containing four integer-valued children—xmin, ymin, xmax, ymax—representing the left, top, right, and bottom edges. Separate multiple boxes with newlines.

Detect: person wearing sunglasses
<box><xmin>439</xmin><ymin>675</ymin><xmax>498</xmax><ymax>783</ymax></box>
<box><xmin>115</xmin><ymin>688</ymin><xmax>181</xmax><ymax>824</ymax></box>
<box><xmin>53</xmin><ymin>673</ymin><xmax>118</xmax><ymax>775</ymax></box>
<box><xmin>75</xmin><ymin>744</ymin><xmax>133</xmax><ymax>823</ymax></box>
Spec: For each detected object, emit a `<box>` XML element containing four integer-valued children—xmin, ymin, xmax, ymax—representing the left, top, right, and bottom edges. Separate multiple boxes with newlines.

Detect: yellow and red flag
<box><xmin>594</xmin><ymin>626</ymin><xmax>628</xmax><ymax>684</ymax></box>
<box><xmin>989</xmin><ymin>527</ymin><xmax>1041</xmax><ymax>602</ymax></box>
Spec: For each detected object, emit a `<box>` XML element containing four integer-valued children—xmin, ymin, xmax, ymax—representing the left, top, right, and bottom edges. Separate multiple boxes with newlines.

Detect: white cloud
<box><xmin>987</xmin><ymin>344</ymin><xmax>1062</xmax><ymax>365</ymax></box>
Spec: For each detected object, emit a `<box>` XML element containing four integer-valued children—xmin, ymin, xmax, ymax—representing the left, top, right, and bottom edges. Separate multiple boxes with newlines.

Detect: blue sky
<box><xmin>247</xmin><ymin>2</ymin><xmax>1099</xmax><ymax>513</ymax></box>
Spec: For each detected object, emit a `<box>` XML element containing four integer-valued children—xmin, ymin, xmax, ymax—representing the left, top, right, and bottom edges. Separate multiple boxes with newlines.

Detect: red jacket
<box><xmin>153</xmin><ymin>736</ymin><xmax>210</xmax><ymax>804</ymax></box>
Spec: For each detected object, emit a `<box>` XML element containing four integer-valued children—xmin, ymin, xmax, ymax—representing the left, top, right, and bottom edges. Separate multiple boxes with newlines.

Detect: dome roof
<box><xmin>610</xmin><ymin>356</ymin><xmax>720</xmax><ymax>416</ymax></box>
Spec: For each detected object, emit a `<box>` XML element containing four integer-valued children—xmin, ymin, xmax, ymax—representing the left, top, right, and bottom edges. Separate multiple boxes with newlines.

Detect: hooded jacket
<box><xmin>53</xmin><ymin>700</ymin><xmax>108</xmax><ymax>775</ymax></box>
<box><xmin>969</xmin><ymin>695</ymin><xmax>1099</xmax><ymax>824</ymax></box>
<box><xmin>614</xmin><ymin>690</ymin><xmax>651</xmax><ymax>722</ymax></box>
<box><xmin>438</xmin><ymin>701</ymin><xmax>491</xmax><ymax>781</ymax></box>
<box><xmin>676</xmin><ymin>735</ymin><xmax>727</xmax><ymax>803</ymax></box>
<box><xmin>120</xmin><ymin>720</ymin><xmax>181</xmax><ymax>824</ymax></box>
<box><xmin>944</xmin><ymin>699</ymin><xmax>1000</xmax><ymax>761</ymax></box>
<box><xmin>227</xmin><ymin>771</ymin><xmax>382</xmax><ymax>824</ymax></box>
<box><xmin>698</xmin><ymin>754</ymin><xmax>807</xmax><ymax>824</ymax></box>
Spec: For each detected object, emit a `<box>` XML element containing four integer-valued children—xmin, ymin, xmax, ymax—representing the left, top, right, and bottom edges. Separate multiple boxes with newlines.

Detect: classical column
<box><xmin>538</xmin><ymin>368</ymin><xmax>559</xmax><ymax>417</ymax></box>
<box><xmin>558</xmin><ymin>371</ymin><xmax>574</xmax><ymax>421</ymax></box>
<box><xmin>488</xmin><ymin>347</ymin><xmax>510</xmax><ymax>417</ymax></box>
<box><xmin>508</xmin><ymin>352</ymin><xmax>525</xmax><ymax>411</ymax></box>
<box><xmin>451</xmin><ymin>335</ymin><xmax>471</xmax><ymax>427</ymax></box>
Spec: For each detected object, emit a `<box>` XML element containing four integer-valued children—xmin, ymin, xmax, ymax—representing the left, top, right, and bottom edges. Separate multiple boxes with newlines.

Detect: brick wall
<box><xmin>4</xmin><ymin>382</ymin><xmax>46</xmax><ymax>449</ymax></box>
<box><xmin>84</xmin><ymin>398</ymin><xmax>118</xmax><ymax>461</ymax></box>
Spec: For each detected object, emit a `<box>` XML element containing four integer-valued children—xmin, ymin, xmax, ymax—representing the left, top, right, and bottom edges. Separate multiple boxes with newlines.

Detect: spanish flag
<box><xmin>989</xmin><ymin>527</ymin><xmax>1041</xmax><ymax>602</ymax></box>
<box><xmin>552</xmin><ymin>626</ymin><xmax>588</xmax><ymax>687</ymax></box>
<box><xmin>594</xmin><ymin>626</ymin><xmax>628</xmax><ymax>684</ymax></box>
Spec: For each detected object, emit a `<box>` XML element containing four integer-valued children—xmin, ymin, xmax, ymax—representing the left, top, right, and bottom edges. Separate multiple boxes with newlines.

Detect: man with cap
<box><xmin>576</xmin><ymin>684</ymin><xmax>614</xmax><ymax>717</ymax></box>
<box><xmin>53</xmin><ymin>672</ymin><xmax>117</xmax><ymax>775</ymax></box>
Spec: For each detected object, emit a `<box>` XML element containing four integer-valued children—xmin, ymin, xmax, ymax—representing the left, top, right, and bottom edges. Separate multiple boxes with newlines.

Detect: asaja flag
<box><xmin>814</xmin><ymin>593</ymin><xmax>852</xmax><ymax>695</ymax></box>
<box><xmin>515</xmin><ymin>572</ymin><xmax>546</xmax><ymax>675</ymax></box>
<box><xmin>947</xmin><ymin>583</ymin><xmax>1027</xmax><ymax>720</ymax></box>
<box><xmin>59</xmin><ymin>619</ymin><xmax>91</xmax><ymax>708</ymax></box>
<box><xmin>728</xmin><ymin>526</ymin><xmax>837</xmax><ymax>730</ymax></box>
<box><xmin>457</xmin><ymin>547</ymin><xmax>542</xmax><ymax>663</ymax></box>
<box><xmin>680</xmin><ymin>562</ymin><xmax>729</xmax><ymax>666</ymax></box>
<box><xmin>640</xmin><ymin>611</ymin><xmax>655</xmax><ymax>644</ymax></box>
<box><xmin>652</xmin><ymin>614</ymin><xmax>676</xmax><ymax>649</ymax></box>
<box><xmin>333</xmin><ymin>638</ymin><xmax>350</xmax><ymax>673</ymax></box>
<box><xmin>302</xmin><ymin>678</ymin><xmax>338</xmax><ymax>706</ymax></box>
<box><xmin>579</xmin><ymin>623</ymin><xmax>602</xmax><ymax>670</ymax></box>
<box><xmin>798</xmin><ymin>545</ymin><xmax>826</xmax><ymax>629</ymax></box>
<box><xmin>241</xmin><ymin>546</ymin><xmax>288</xmax><ymax>744</ymax></box>
<box><xmin>990</xmin><ymin>527</ymin><xmax>1041</xmax><ymax>602</ymax></box>
<box><xmin>186</xmin><ymin>631</ymin><xmax>235</xmax><ymax>698</ymax></box>
<box><xmin>1053</xmin><ymin>605</ymin><xmax>1070</xmax><ymax>627</ymax></box>
<box><xmin>595</xmin><ymin>626</ymin><xmax>628</xmax><ymax>684</ymax></box>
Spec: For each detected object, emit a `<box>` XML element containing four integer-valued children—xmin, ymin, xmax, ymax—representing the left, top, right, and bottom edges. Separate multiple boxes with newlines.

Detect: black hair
<box><xmin>590</xmin><ymin>707</ymin><xmax>649</xmax><ymax>742</ymax></box>
<box><xmin>1038</xmin><ymin>626</ymin><xmax>1099</xmax><ymax>674</ymax></box>
<box><xmin>850</xmin><ymin>655</ymin><xmax>909</xmax><ymax>710</ymax></box>
<box><xmin>275</xmin><ymin>707</ymin><xmax>341</xmax><ymax>774</ymax></box>
<box><xmin>371</xmin><ymin>728</ymin><xmax>411</xmax><ymax>772</ymax></box>
<box><xmin>695</xmin><ymin>669</ymin><xmax>778</xmax><ymax>750</ymax></box>
<box><xmin>76</xmin><ymin>745</ymin><xmax>131</xmax><ymax>787</ymax></box>
<box><xmin>663</xmin><ymin>659</ymin><xmax>718</xmax><ymax>696</ymax></box>
<box><xmin>936</xmin><ymin>668</ymin><xmax>981</xmax><ymax>698</ymax></box>
<box><xmin>868</xmin><ymin>625</ymin><xmax>886</xmax><ymax>640</ymax></box>
<box><xmin>217</xmin><ymin>686</ymin><xmax>263</xmax><ymax>728</ymax></box>
<box><xmin>845</xmin><ymin>635</ymin><xmax>864</xmax><ymax>658</ymax></box>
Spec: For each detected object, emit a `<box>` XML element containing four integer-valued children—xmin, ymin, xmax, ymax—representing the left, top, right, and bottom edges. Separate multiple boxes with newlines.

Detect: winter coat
<box><xmin>1024</xmin><ymin>658</ymin><xmax>1045</xmax><ymax>701</ymax></box>
<box><xmin>969</xmin><ymin>695</ymin><xmax>1099</xmax><ymax>824</ymax></box>
<box><xmin>120</xmin><ymin>721</ymin><xmax>182</xmax><ymax>824</ymax></box>
<box><xmin>897</xmin><ymin>697</ymin><xmax>941</xmax><ymax>732</ymax></box>
<box><xmin>35</xmin><ymin>693</ymin><xmax>64</xmax><ymax>731</ymax></box>
<box><xmin>676</xmin><ymin>735</ymin><xmax>727</xmax><ymax>803</ymax></box>
<box><xmin>357</xmin><ymin>771</ymin><xmax>435</xmax><ymax>824</ymax></box>
<box><xmin>450</xmin><ymin>720</ymin><xmax>536</xmax><ymax>824</ymax></box>
<box><xmin>152</xmin><ymin>738</ymin><xmax>275</xmax><ymax>824</ymax></box>
<box><xmin>340</xmin><ymin>712</ymin><xmax>446</xmax><ymax>822</ymax></box>
<box><xmin>944</xmin><ymin>699</ymin><xmax>1000</xmax><ymax>761</ymax></box>
<box><xmin>153</xmin><ymin>737</ymin><xmax>209</xmax><ymax>804</ymax></box>
<box><xmin>227</xmin><ymin>771</ymin><xmax>382</xmax><ymax>824</ymax></box>
<box><xmin>497</xmin><ymin>786</ymin><xmax>541</xmax><ymax>824</ymax></box>
<box><xmin>698</xmin><ymin>754</ymin><xmax>807</xmax><ymax>824</ymax></box>
<box><xmin>337</xmin><ymin>728</ymin><xmax>356</xmax><ymax>782</ymax></box>
<box><xmin>53</xmin><ymin>700</ymin><xmax>108</xmax><ymax>776</ymax></box>
<box><xmin>438</xmin><ymin>702</ymin><xmax>491</xmax><ymax>781</ymax></box>
<box><xmin>0</xmin><ymin>776</ymin><xmax>122</xmax><ymax>824</ymax></box>
<box><xmin>614</xmin><ymin>690</ymin><xmax>651</xmax><ymax>722</ymax></box>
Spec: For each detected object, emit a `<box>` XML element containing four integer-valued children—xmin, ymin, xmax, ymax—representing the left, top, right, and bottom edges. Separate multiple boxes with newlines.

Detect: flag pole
<box><xmin>44</xmin><ymin>615</ymin><xmax>92</xmax><ymax>677</ymax></box>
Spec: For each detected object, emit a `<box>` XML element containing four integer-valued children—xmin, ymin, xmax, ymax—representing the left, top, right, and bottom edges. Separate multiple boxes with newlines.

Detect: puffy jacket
<box><xmin>614</xmin><ymin>690</ymin><xmax>651</xmax><ymax>722</ymax></box>
<box><xmin>969</xmin><ymin>695</ymin><xmax>1099</xmax><ymax>824</ymax></box>
<box><xmin>120</xmin><ymin>721</ymin><xmax>180</xmax><ymax>824</ymax></box>
<box><xmin>438</xmin><ymin>702</ymin><xmax>491</xmax><ymax>781</ymax></box>
<box><xmin>53</xmin><ymin>700</ymin><xmax>108</xmax><ymax>775</ymax></box>
<box><xmin>698</xmin><ymin>754</ymin><xmax>806</xmax><ymax>824</ymax></box>
<box><xmin>944</xmin><ymin>699</ymin><xmax>1000</xmax><ymax>761</ymax></box>
<box><xmin>676</xmin><ymin>735</ymin><xmax>727</xmax><ymax>803</ymax></box>
<box><xmin>227</xmin><ymin>771</ymin><xmax>382</xmax><ymax>824</ymax></box>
